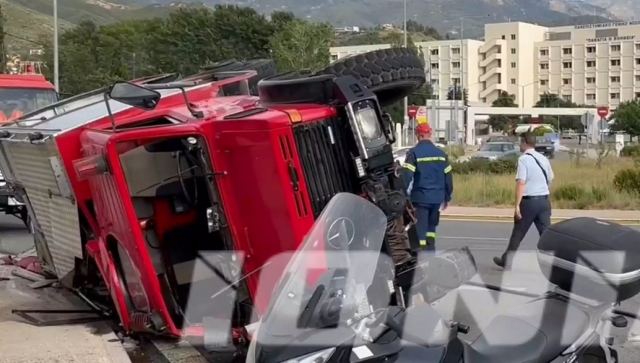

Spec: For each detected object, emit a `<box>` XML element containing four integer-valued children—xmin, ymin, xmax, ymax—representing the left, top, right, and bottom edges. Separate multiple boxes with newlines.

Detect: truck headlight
<box><xmin>355</xmin><ymin>105</ymin><xmax>383</xmax><ymax>140</ymax></box>
<box><xmin>283</xmin><ymin>348</ymin><xmax>335</xmax><ymax>363</ymax></box>
<box><xmin>347</xmin><ymin>99</ymin><xmax>388</xmax><ymax>160</ymax></box>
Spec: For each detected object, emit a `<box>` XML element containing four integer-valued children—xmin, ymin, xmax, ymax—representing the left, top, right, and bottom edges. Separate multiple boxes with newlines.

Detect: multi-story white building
<box><xmin>330</xmin><ymin>20</ymin><xmax>640</xmax><ymax>110</ymax></box>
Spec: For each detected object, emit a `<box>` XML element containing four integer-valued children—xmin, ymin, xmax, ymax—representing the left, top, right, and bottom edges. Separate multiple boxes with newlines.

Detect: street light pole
<box><xmin>53</xmin><ymin>0</ymin><xmax>59</xmax><ymax>92</ymax></box>
<box><xmin>403</xmin><ymin>0</ymin><xmax>409</xmax><ymax>134</ymax></box>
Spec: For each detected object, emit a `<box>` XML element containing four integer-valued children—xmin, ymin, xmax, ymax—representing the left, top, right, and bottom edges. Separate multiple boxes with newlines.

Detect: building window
<box><xmin>331</xmin><ymin>54</ymin><xmax>339</xmax><ymax>61</ymax></box>
<box><xmin>636</xmin><ymin>58</ymin><xmax>640</xmax><ymax>65</ymax></box>
<box><xmin>563</xmin><ymin>78</ymin><xmax>571</xmax><ymax>85</ymax></box>
<box><xmin>452</xmin><ymin>48</ymin><xmax>460</xmax><ymax>55</ymax></box>
<box><xmin>540</xmin><ymin>49</ymin><xmax>549</xmax><ymax>56</ymax></box>
<box><xmin>587</xmin><ymin>94</ymin><xmax>596</xmax><ymax>101</ymax></box>
<box><xmin>431</xmin><ymin>63</ymin><xmax>439</xmax><ymax>69</ymax></box>
<box><xmin>563</xmin><ymin>95</ymin><xmax>572</xmax><ymax>103</ymax></box>
<box><xmin>431</xmin><ymin>49</ymin><xmax>439</xmax><ymax>56</ymax></box>
<box><xmin>611</xmin><ymin>93</ymin><xmax>620</xmax><ymax>100</ymax></box>
<box><xmin>511</xmin><ymin>48</ymin><xmax>516</xmax><ymax>54</ymax></box>
<box><xmin>511</xmin><ymin>34</ymin><xmax>516</xmax><ymax>40</ymax></box>
<box><xmin>452</xmin><ymin>78</ymin><xmax>460</xmax><ymax>85</ymax></box>
<box><xmin>540</xmin><ymin>63</ymin><xmax>549</xmax><ymax>70</ymax></box>
<box><xmin>636</xmin><ymin>92</ymin><xmax>640</xmax><ymax>99</ymax></box>
<box><xmin>611</xmin><ymin>76</ymin><xmax>621</xmax><ymax>83</ymax></box>
<box><xmin>587</xmin><ymin>46</ymin><xmax>596</xmax><ymax>53</ymax></box>
<box><xmin>636</xmin><ymin>44</ymin><xmax>640</xmax><ymax>52</ymax></box>
<box><xmin>540</xmin><ymin>79</ymin><xmax>548</xmax><ymax>86</ymax></box>
<box><xmin>497</xmin><ymin>74</ymin><xmax>502</xmax><ymax>84</ymax></box>
<box><xmin>511</xmin><ymin>62</ymin><xmax>516</xmax><ymax>68</ymax></box>
<box><xmin>586</xmin><ymin>77</ymin><xmax>596</xmax><ymax>84</ymax></box>
<box><xmin>636</xmin><ymin>75</ymin><xmax>640</xmax><ymax>82</ymax></box>
<box><xmin>563</xmin><ymin>47</ymin><xmax>572</xmax><ymax>55</ymax></box>
<box><xmin>511</xmin><ymin>78</ymin><xmax>517</xmax><ymax>85</ymax></box>
<box><xmin>611</xmin><ymin>44</ymin><xmax>621</xmax><ymax>52</ymax></box>
<box><xmin>501</xmin><ymin>35</ymin><xmax>506</xmax><ymax>40</ymax></box>
<box><xmin>430</xmin><ymin>79</ymin><xmax>438</xmax><ymax>85</ymax></box>
<box><xmin>452</xmin><ymin>61</ymin><xmax>460</xmax><ymax>68</ymax></box>
<box><xmin>611</xmin><ymin>59</ymin><xmax>621</xmax><ymax>66</ymax></box>
<box><xmin>563</xmin><ymin>62</ymin><xmax>572</xmax><ymax>69</ymax></box>
<box><xmin>586</xmin><ymin>60</ymin><xmax>596</xmax><ymax>68</ymax></box>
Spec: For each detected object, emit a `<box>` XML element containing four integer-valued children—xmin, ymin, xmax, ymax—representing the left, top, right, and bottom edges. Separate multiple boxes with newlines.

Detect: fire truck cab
<box><xmin>0</xmin><ymin>72</ymin><xmax>58</xmax><ymax>225</ymax></box>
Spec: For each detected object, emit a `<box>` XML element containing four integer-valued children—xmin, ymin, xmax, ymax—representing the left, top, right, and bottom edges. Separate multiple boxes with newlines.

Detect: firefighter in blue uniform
<box><xmin>401</xmin><ymin>123</ymin><xmax>453</xmax><ymax>251</ymax></box>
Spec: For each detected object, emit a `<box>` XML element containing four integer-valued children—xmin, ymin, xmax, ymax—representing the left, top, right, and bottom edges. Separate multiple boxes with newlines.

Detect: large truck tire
<box><xmin>315</xmin><ymin>48</ymin><xmax>426</xmax><ymax>106</ymax></box>
<box><xmin>201</xmin><ymin>59</ymin><xmax>277</xmax><ymax>95</ymax></box>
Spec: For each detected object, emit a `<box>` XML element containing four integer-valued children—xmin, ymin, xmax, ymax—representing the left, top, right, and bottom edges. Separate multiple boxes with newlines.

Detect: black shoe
<box><xmin>493</xmin><ymin>256</ymin><xmax>505</xmax><ymax>268</ymax></box>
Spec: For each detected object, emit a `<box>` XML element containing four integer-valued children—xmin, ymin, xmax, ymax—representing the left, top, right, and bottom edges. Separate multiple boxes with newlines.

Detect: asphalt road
<box><xmin>0</xmin><ymin>212</ymin><xmax>32</xmax><ymax>255</ymax></box>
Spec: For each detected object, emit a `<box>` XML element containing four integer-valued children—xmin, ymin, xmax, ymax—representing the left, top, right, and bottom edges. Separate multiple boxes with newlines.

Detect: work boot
<box><xmin>426</xmin><ymin>237</ymin><xmax>436</xmax><ymax>252</ymax></box>
<box><xmin>493</xmin><ymin>256</ymin><xmax>506</xmax><ymax>269</ymax></box>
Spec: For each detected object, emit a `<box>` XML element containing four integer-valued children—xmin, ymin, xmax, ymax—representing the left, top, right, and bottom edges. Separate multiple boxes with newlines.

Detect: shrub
<box><xmin>590</xmin><ymin>186</ymin><xmax>610</xmax><ymax>203</ymax></box>
<box><xmin>553</xmin><ymin>184</ymin><xmax>588</xmax><ymax>201</ymax></box>
<box><xmin>452</xmin><ymin>158</ymin><xmax>516</xmax><ymax>175</ymax></box>
<box><xmin>613</xmin><ymin>168</ymin><xmax>640</xmax><ymax>195</ymax></box>
<box><xmin>621</xmin><ymin>144</ymin><xmax>640</xmax><ymax>157</ymax></box>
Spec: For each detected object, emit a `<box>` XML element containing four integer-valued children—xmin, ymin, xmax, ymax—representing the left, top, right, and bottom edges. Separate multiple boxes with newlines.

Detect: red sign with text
<box><xmin>597</xmin><ymin>106</ymin><xmax>609</xmax><ymax>118</ymax></box>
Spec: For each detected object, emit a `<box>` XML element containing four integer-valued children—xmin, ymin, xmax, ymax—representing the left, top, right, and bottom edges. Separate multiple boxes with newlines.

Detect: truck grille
<box><xmin>293</xmin><ymin>117</ymin><xmax>357</xmax><ymax>217</ymax></box>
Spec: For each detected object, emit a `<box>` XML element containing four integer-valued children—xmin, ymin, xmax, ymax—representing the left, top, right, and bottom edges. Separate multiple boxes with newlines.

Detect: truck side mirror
<box><xmin>381</xmin><ymin>112</ymin><xmax>396</xmax><ymax>144</ymax></box>
<box><xmin>108</xmin><ymin>81</ymin><xmax>161</xmax><ymax>110</ymax></box>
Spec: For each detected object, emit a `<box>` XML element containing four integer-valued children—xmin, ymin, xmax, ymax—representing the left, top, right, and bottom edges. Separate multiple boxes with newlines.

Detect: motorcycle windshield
<box><xmin>259</xmin><ymin>193</ymin><xmax>387</xmax><ymax>343</ymax></box>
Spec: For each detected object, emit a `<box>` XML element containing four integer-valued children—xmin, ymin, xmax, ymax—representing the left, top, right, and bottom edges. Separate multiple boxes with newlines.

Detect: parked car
<box><xmin>484</xmin><ymin>135</ymin><xmax>514</xmax><ymax>143</ymax></box>
<box><xmin>471</xmin><ymin>142</ymin><xmax>519</xmax><ymax>161</ymax></box>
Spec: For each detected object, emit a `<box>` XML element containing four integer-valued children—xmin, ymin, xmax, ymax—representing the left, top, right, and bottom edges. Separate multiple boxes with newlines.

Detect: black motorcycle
<box><xmin>248</xmin><ymin>193</ymin><xmax>640</xmax><ymax>363</ymax></box>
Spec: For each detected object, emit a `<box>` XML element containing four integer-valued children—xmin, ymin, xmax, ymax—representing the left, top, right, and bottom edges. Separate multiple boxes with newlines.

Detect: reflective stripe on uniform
<box><xmin>427</xmin><ymin>232</ymin><xmax>437</xmax><ymax>238</ymax></box>
<box><xmin>417</xmin><ymin>156</ymin><xmax>446</xmax><ymax>163</ymax></box>
<box><xmin>444</xmin><ymin>165</ymin><xmax>452</xmax><ymax>174</ymax></box>
<box><xmin>419</xmin><ymin>239</ymin><xmax>427</xmax><ymax>246</ymax></box>
<box><xmin>402</xmin><ymin>163</ymin><xmax>416</xmax><ymax>172</ymax></box>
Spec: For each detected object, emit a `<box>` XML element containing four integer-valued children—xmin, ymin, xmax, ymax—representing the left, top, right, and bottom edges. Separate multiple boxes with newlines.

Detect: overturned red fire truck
<box><xmin>0</xmin><ymin>49</ymin><xmax>425</xmax><ymax>338</ymax></box>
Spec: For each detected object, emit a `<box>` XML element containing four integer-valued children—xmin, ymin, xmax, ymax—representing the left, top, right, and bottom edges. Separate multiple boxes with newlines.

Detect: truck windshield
<box><xmin>0</xmin><ymin>88</ymin><xmax>58</xmax><ymax>122</ymax></box>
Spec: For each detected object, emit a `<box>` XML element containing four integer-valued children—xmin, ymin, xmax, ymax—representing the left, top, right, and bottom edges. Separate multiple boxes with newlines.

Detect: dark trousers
<box><xmin>500</xmin><ymin>197</ymin><xmax>551</xmax><ymax>264</ymax></box>
<box><xmin>415</xmin><ymin>203</ymin><xmax>441</xmax><ymax>251</ymax></box>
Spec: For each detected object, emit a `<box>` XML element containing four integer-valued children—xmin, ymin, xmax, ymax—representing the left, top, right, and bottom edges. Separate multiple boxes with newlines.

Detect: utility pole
<box><xmin>53</xmin><ymin>0</ymin><xmax>59</xmax><ymax>92</ymax></box>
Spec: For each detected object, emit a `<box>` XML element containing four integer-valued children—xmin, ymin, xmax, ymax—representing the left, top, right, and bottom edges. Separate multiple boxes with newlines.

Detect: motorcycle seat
<box><xmin>463</xmin><ymin>297</ymin><xmax>589</xmax><ymax>363</ymax></box>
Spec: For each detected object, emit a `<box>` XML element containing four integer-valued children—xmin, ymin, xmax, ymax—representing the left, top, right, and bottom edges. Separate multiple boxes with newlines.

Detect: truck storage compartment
<box><xmin>537</xmin><ymin>217</ymin><xmax>640</xmax><ymax>302</ymax></box>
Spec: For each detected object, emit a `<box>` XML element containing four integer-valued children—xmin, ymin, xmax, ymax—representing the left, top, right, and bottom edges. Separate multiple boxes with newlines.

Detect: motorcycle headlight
<box><xmin>283</xmin><ymin>348</ymin><xmax>336</xmax><ymax>363</ymax></box>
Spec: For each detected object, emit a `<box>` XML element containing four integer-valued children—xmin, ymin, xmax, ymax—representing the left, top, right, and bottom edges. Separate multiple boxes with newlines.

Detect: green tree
<box><xmin>0</xmin><ymin>5</ymin><xmax>5</xmax><ymax>73</ymax></box>
<box><xmin>270</xmin><ymin>19</ymin><xmax>333</xmax><ymax>72</ymax></box>
<box><xmin>611</xmin><ymin>100</ymin><xmax>640</xmax><ymax>141</ymax></box>
<box><xmin>488</xmin><ymin>91</ymin><xmax>519</xmax><ymax>132</ymax></box>
<box><xmin>270</xmin><ymin>11</ymin><xmax>295</xmax><ymax>28</ymax></box>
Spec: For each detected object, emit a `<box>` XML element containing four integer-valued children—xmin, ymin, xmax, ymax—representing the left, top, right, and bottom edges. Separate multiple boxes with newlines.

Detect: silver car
<box><xmin>471</xmin><ymin>142</ymin><xmax>519</xmax><ymax>161</ymax></box>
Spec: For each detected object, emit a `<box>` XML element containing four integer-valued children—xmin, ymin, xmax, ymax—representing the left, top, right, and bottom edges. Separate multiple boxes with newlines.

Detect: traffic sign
<box><xmin>597</xmin><ymin>106</ymin><xmax>609</xmax><ymax>118</ymax></box>
<box><xmin>407</xmin><ymin>106</ymin><xmax>418</xmax><ymax>119</ymax></box>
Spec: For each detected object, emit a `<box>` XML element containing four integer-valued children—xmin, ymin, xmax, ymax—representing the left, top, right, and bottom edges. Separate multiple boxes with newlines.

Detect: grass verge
<box><xmin>453</xmin><ymin>158</ymin><xmax>640</xmax><ymax>210</ymax></box>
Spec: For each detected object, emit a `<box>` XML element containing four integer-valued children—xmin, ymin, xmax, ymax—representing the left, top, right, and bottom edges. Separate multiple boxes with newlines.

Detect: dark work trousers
<box><xmin>500</xmin><ymin>196</ymin><xmax>552</xmax><ymax>265</ymax></box>
<box><xmin>415</xmin><ymin>203</ymin><xmax>441</xmax><ymax>252</ymax></box>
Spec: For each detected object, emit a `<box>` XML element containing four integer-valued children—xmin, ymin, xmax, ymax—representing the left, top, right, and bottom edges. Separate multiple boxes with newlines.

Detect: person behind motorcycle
<box><xmin>401</xmin><ymin>123</ymin><xmax>453</xmax><ymax>251</ymax></box>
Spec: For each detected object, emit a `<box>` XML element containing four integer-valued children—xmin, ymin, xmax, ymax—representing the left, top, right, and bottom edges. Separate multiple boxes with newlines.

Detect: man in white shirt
<box><xmin>494</xmin><ymin>132</ymin><xmax>554</xmax><ymax>268</ymax></box>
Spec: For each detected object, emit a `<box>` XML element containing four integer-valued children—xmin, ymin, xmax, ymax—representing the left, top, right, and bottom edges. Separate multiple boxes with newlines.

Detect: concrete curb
<box><xmin>442</xmin><ymin>214</ymin><xmax>640</xmax><ymax>226</ymax></box>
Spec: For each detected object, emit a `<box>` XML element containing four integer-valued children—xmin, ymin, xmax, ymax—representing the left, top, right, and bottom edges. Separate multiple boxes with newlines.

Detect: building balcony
<box><xmin>480</xmin><ymin>83</ymin><xmax>505</xmax><ymax>99</ymax></box>
<box><xmin>480</xmin><ymin>52</ymin><xmax>503</xmax><ymax>68</ymax></box>
<box><xmin>479</xmin><ymin>66</ymin><xmax>503</xmax><ymax>83</ymax></box>
<box><xmin>479</xmin><ymin>38</ymin><xmax>506</xmax><ymax>55</ymax></box>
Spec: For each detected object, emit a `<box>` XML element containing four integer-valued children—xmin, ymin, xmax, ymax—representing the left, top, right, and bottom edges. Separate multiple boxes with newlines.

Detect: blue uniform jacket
<box><xmin>401</xmin><ymin>140</ymin><xmax>453</xmax><ymax>206</ymax></box>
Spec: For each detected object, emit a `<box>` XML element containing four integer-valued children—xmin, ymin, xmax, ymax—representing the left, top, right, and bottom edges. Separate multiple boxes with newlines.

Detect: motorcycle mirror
<box><xmin>108</xmin><ymin>81</ymin><xmax>161</xmax><ymax>110</ymax></box>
